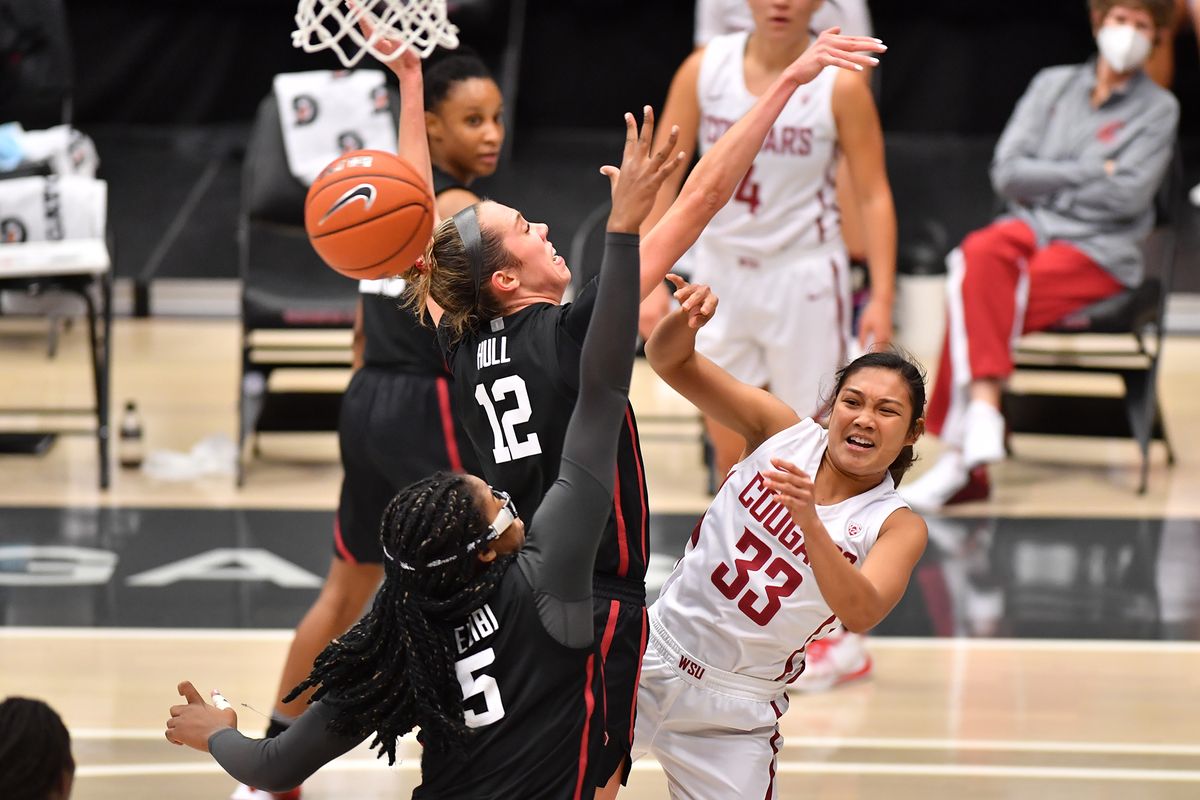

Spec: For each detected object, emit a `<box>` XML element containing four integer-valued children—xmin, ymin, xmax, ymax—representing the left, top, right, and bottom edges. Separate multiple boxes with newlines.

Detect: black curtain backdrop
<box><xmin>60</xmin><ymin>0</ymin><xmax>1198</xmax><ymax>134</ymax></box>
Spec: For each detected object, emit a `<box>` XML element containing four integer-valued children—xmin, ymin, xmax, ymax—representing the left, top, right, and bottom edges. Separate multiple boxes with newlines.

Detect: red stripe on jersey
<box><xmin>775</xmin><ymin>613</ymin><xmax>837</xmax><ymax>683</ymax></box>
<box><xmin>573</xmin><ymin>654</ymin><xmax>598</xmax><ymax>800</ymax></box>
<box><xmin>613</xmin><ymin>464</ymin><xmax>630</xmax><ymax>578</ymax></box>
<box><xmin>629</xmin><ymin>608</ymin><xmax>648</xmax><ymax>744</ymax></box>
<box><xmin>815</xmin><ymin>188</ymin><xmax>827</xmax><ymax>244</ymax></box>
<box><xmin>625</xmin><ymin>406</ymin><xmax>650</xmax><ymax>567</ymax></box>
<box><xmin>332</xmin><ymin>515</ymin><xmax>356</xmax><ymax>564</ymax></box>
<box><xmin>435</xmin><ymin>377</ymin><xmax>464</xmax><ymax>472</ymax></box>
<box><xmin>764</xmin><ymin>701</ymin><xmax>785</xmax><ymax>799</ymax></box>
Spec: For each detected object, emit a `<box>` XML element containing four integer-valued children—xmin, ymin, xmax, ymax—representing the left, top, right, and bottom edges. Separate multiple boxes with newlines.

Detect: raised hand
<box><xmin>165</xmin><ymin>680</ymin><xmax>237</xmax><ymax>752</ymax></box>
<box><xmin>784</xmin><ymin>27</ymin><xmax>887</xmax><ymax>86</ymax></box>
<box><xmin>666</xmin><ymin>274</ymin><xmax>718</xmax><ymax>330</ymax></box>
<box><xmin>601</xmin><ymin>106</ymin><xmax>686</xmax><ymax>234</ymax></box>
<box><xmin>350</xmin><ymin>0</ymin><xmax>420</xmax><ymax>75</ymax></box>
<box><xmin>764</xmin><ymin>457</ymin><xmax>820</xmax><ymax>530</ymax></box>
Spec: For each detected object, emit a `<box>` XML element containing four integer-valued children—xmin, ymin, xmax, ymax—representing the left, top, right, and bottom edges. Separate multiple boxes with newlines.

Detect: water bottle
<box><xmin>118</xmin><ymin>400</ymin><xmax>144</xmax><ymax>469</ymax></box>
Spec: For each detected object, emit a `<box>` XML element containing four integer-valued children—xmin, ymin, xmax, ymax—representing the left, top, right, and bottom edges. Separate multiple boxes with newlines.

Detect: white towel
<box><xmin>0</xmin><ymin>175</ymin><xmax>107</xmax><ymax>243</ymax></box>
<box><xmin>273</xmin><ymin>70</ymin><xmax>397</xmax><ymax>186</ymax></box>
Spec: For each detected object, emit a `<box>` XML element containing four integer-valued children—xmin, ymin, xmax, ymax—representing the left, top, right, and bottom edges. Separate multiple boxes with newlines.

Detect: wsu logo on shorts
<box><xmin>293</xmin><ymin>94</ymin><xmax>318</xmax><ymax>126</ymax></box>
<box><xmin>847</xmin><ymin>521</ymin><xmax>862</xmax><ymax>538</ymax></box>
<box><xmin>1</xmin><ymin>218</ymin><xmax>27</xmax><ymax>243</ymax></box>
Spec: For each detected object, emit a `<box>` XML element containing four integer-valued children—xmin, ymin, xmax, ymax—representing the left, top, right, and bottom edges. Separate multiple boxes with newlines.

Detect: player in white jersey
<box><xmin>643</xmin><ymin>0</ymin><xmax>897</xmax><ymax>482</ymax></box>
<box><xmin>630</xmin><ymin>276</ymin><xmax>928</xmax><ymax>799</ymax></box>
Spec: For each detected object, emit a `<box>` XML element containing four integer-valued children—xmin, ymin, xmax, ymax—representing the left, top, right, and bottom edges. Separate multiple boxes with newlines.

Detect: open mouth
<box><xmin>846</xmin><ymin>435</ymin><xmax>875</xmax><ymax>450</ymax></box>
<box><xmin>551</xmin><ymin>245</ymin><xmax>562</xmax><ymax>266</ymax></box>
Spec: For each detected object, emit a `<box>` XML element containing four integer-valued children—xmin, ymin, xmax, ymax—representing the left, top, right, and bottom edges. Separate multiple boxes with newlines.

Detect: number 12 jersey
<box><xmin>440</xmin><ymin>279</ymin><xmax>651</xmax><ymax>584</ymax></box>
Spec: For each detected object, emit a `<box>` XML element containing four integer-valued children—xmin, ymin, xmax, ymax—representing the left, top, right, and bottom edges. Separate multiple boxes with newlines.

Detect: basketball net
<box><xmin>292</xmin><ymin>0</ymin><xmax>460</xmax><ymax>67</ymax></box>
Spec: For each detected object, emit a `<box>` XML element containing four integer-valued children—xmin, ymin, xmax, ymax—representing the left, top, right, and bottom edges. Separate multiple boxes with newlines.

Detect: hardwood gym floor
<box><xmin>2</xmin><ymin>317</ymin><xmax>1199</xmax><ymax>798</ymax></box>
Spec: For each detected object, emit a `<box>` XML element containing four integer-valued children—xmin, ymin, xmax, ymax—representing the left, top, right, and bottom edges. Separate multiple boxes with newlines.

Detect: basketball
<box><xmin>304</xmin><ymin>149</ymin><xmax>434</xmax><ymax>280</ymax></box>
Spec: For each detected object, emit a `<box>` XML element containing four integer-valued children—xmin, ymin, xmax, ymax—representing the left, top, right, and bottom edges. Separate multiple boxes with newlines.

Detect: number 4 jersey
<box><xmin>652</xmin><ymin>418</ymin><xmax>907</xmax><ymax>684</ymax></box>
<box><xmin>696</xmin><ymin>30</ymin><xmax>841</xmax><ymax>255</ymax></box>
<box><xmin>440</xmin><ymin>284</ymin><xmax>650</xmax><ymax>584</ymax></box>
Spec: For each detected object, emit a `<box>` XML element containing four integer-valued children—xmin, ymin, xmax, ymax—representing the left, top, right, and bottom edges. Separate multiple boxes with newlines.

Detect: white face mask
<box><xmin>1096</xmin><ymin>23</ymin><xmax>1153</xmax><ymax>74</ymax></box>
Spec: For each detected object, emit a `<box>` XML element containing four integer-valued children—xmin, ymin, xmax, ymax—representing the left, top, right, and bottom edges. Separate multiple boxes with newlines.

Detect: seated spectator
<box><xmin>0</xmin><ymin>697</ymin><xmax>75</xmax><ymax>799</ymax></box>
<box><xmin>901</xmin><ymin>0</ymin><xmax>1179</xmax><ymax>512</ymax></box>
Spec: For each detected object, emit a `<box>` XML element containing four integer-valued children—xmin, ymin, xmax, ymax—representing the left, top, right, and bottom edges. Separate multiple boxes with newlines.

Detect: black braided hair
<box><xmin>0</xmin><ymin>697</ymin><xmax>74</xmax><ymax>800</ymax></box>
<box><xmin>285</xmin><ymin>473</ymin><xmax>511</xmax><ymax>764</ymax></box>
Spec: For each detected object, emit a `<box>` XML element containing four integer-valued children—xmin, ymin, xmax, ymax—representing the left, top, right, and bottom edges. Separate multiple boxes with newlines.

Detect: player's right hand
<box><xmin>165</xmin><ymin>680</ymin><xmax>237</xmax><ymax>753</ymax></box>
<box><xmin>784</xmin><ymin>28</ymin><xmax>886</xmax><ymax>86</ymax></box>
<box><xmin>601</xmin><ymin>106</ymin><xmax>685</xmax><ymax>234</ymax></box>
<box><xmin>666</xmin><ymin>274</ymin><xmax>718</xmax><ymax>330</ymax></box>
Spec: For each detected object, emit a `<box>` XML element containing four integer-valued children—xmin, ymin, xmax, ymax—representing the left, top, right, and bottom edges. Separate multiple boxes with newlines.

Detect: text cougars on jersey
<box><xmin>738</xmin><ymin>472</ymin><xmax>859</xmax><ymax>565</ymax></box>
<box><xmin>702</xmin><ymin>115</ymin><xmax>814</xmax><ymax>156</ymax></box>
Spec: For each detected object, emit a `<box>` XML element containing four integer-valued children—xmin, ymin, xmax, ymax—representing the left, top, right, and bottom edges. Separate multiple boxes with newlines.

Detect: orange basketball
<box><xmin>304</xmin><ymin>149</ymin><xmax>434</xmax><ymax>280</ymax></box>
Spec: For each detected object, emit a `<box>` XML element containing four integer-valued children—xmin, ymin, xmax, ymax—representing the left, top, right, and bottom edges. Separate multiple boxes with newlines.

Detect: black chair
<box><xmin>236</xmin><ymin>87</ymin><xmax>398</xmax><ymax>486</ymax></box>
<box><xmin>1002</xmin><ymin>147</ymin><xmax>1183</xmax><ymax>494</ymax></box>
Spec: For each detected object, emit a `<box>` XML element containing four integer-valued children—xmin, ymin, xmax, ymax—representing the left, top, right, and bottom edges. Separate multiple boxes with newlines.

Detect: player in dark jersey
<box><xmin>165</xmin><ymin>108</ymin><xmax>679</xmax><ymax>800</ymax></box>
<box><xmin>405</xmin><ymin>28</ymin><xmax>888</xmax><ymax>796</ymax></box>
<box><xmin>255</xmin><ymin>52</ymin><xmax>504</xmax><ymax>786</ymax></box>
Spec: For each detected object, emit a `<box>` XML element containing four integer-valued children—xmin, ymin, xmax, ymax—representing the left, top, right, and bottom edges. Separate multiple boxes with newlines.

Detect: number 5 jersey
<box><xmin>652</xmin><ymin>417</ymin><xmax>907</xmax><ymax>685</ymax></box>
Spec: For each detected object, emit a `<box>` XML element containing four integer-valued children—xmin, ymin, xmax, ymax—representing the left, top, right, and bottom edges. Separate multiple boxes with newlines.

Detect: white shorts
<box><xmin>692</xmin><ymin>239</ymin><xmax>852</xmax><ymax>418</ymax></box>
<box><xmin>631</xmin><ymin>622</ymin><xmax>789</xmax><ymax>800</ymax></box>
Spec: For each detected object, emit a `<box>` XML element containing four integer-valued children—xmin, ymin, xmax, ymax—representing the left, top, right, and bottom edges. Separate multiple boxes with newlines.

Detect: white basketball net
<box><xmin>292</xmin><ymin>0</ymin><xmax>460</xmax><ymax>68</ymax></box>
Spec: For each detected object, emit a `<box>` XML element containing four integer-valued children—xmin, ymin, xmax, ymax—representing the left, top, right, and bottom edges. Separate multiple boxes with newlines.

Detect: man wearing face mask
<box><xmin>900</xmin><ymin>0</ymin><xmax>1179</xmax><ymax>512</ymax></box>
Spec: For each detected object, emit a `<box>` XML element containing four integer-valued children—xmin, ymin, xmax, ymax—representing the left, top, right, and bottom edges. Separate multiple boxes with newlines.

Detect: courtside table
<box><xmin>0</xmin><ymin>238</ymin><xmax>113</xmax><ymax>489</ymax></box>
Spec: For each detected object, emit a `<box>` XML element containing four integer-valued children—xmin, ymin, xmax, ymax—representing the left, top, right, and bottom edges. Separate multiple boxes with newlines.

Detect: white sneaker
<box><xmin>961</xmin><ymin>399</ymin><xmax>1005</xmax><ymax>467</ymax></box>
<box><xmin>789</xmin><ymin>631</ymin><xmax>872</xmax><ymax>693</ymax></box>
<box><xmin>898</xmin><ymin>450</ymin><xmax>969</xmax><ymax>513</ymax></box>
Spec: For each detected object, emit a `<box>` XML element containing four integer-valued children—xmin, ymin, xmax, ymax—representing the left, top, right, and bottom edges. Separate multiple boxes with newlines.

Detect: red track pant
<box><xmin>926</xmin><ymin>218</ymin><xmax>1124</xmax><ymax>439</ymax></box>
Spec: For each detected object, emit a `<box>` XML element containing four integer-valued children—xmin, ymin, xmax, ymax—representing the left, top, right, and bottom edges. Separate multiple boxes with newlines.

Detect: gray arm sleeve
<box><xmin>517</xmin><ymin>232</ymin><xmax>641</xmax><ymax>648</ymax></box>
<box><xmin>208</xmin><ymin>701</ymin><xmax>364</xmax><ymax>792</ymax></box>
<box><xmin>991</xmin><ymin>70</ymin><xmax>1106</xmax><ymax>203</ymax></box>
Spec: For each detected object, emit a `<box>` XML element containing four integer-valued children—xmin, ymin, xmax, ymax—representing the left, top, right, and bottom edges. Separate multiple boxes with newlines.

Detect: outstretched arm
<box><xmin>833</xmin><ymin>69</ymin><xmax>896</xmax><ymax>348</ymax></box>
<box><xmin>638</xmin><ymin>29</ymin><xmax>887</xmax><ymax>300</ymax></box>
<box><xmin>645</xmin><ymin>275</ymin><xmax>800</xmax><ymax>456</ymax></box>
<box><xmin>520</xmin><ymin>111</ymin><xmax>682</xmax><ymax>648</ymax></box>
<box><xmin>165</xmin><ymin>683</ymin><xmax>362</xmax><ymax>792</ymax></box>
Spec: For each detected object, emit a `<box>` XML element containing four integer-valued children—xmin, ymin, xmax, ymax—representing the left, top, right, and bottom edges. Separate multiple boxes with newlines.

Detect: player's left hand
<box><xmin>165</xmin><ymin>681</ymin><xmax>237</xmax><ymax>752</ymax></box>
<box><xmin>666</xmin><ymin>274</ymin><xmax>718</xmax><ymax>330</ymax></box>
<box><xmin>857</xmin><ymin>297</ymin><xmax>893</xmax><ymax>349</ymax></box>
<box><xmin>764</xmin><ymin>457</ymin><xmax>820</xmax><ymax>529</ymax></box>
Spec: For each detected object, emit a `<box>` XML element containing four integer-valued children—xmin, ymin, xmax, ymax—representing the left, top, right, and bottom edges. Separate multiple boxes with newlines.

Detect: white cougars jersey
<box><xmin>652</xmin><ymin>418</ymin><xmax>907</xmax><ymax>683</ymax></box>
<box><xmin>696</xmin><ymin>31</ymin><xmax>841</xmax><ymax>256</ymax></box>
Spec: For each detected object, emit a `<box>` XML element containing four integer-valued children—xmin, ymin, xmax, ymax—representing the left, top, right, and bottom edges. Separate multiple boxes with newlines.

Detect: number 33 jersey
<box><xmin>440</xmin><ymin>282</ymin><xmax>650</xmax><ymax>583</ymax></box>
<box><xmin>653</xmin><ymin>418</ymin><xmax>907</xmax><ymax>684</ymax></box>
<box><xmin>696</xmin><ymin>30</ymin><xmax>841</xmax><ymax>255</ymax></box>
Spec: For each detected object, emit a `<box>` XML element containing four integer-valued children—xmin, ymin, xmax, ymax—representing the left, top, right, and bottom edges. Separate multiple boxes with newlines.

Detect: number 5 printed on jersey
<box><xmin>710</xmin><ymin>529</ymin><xmax>804</xmax><ymax>626</ymax></box>
<box><xmin>474</xmin><ymin>376</ymin><xmax>542</xmax><ymax>464</ymax></box>
<box><xmin>455</xmin><ymin>647</ymin><xmax>506</xmax><ymax>728</ymax></box>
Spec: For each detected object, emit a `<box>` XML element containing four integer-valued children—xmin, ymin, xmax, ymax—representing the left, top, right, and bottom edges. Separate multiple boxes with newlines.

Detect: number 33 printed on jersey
<box><xmin>474</xmin><ymin>376</ymin><xmax>542</xmax><ymax>464</ymax></box>
<box><xmin>710</xmin><ymin>529</ymin><xmax>804</xmax><ymax>626</ymax></box>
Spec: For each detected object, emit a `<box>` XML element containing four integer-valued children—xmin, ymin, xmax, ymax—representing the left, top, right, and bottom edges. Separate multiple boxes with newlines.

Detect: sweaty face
<box><xmin>477</xmin><ymin>201</ymin><xmax>571</xmax><ymax>302</ymax></box>
<box><xmin>825</xmin><ymin>367</ymin><xmax>921</xmax><ymax>477</ymax></box>
<box><xmin>428</xmin><ymin>78</ymin><xmax>504</xmax><ymax>180</ymax></box>
<box><xmin>470</xmin><ymin>475</ymin><xmax>525</xmax><ymax>557</ymax></box>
